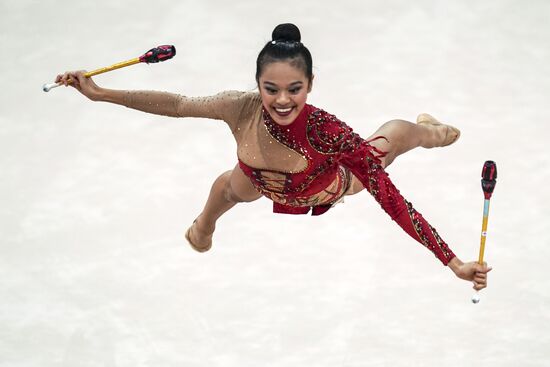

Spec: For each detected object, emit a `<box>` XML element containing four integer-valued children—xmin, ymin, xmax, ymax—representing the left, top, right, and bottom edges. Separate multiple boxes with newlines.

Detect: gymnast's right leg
<box><xmin>185</xmin><ymin>164</ymin><xmax>262</xmax><ymax>252</ymax></box>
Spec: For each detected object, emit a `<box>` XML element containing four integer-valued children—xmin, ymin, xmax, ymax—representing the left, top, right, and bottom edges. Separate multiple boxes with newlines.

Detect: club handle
<box><xmin>478</xmin><ymin>199</ymin><xmax>491</xmax><ymax>264</ymax></box>
<box><xmin>43</xmin><ymin>57</ymin><xmax>141</xmax><ymax>92</ymax></box>
<box><xmin>83</xmin><ymin>57</ymin><xmax>141</xmax><ymax>78</ymax></box>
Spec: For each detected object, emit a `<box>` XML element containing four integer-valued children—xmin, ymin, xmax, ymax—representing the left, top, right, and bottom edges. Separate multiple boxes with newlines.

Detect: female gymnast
<box><xmin>56</xmin><ymin>23</ymin><xmax>491</xmax><ymax>291</ymax></box>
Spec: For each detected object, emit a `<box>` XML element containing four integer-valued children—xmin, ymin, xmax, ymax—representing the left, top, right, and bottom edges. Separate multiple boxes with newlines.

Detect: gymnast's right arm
<box><xmin>55</xmin><ymin>70</ymin><xmax>247</xmax><ymax>122</ymax></box>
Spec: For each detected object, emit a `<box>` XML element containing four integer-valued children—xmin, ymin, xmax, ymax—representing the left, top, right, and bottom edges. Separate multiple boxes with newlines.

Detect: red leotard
<box><xmin>239</xmin><ymin>104</ymin><xmax>455</xmax><ymax>265</ymax></box>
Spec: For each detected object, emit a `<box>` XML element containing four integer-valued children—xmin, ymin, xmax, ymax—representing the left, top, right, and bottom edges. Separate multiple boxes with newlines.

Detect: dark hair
<box><xmin>255</xmin><ymin>23</ymin><xmax>313</xmax><ymax>84</ymax></box>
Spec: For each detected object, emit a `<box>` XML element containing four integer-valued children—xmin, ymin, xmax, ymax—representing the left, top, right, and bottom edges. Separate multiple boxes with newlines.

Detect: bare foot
<box><xmin>185</xmin><ymin>214</ymin><xmax>215</xmax><ymax>252</ymax></box>
<box><xmin>416</xmin><ymin>113</ymin><xmax>460</xmax><ymax>147</ymax></box>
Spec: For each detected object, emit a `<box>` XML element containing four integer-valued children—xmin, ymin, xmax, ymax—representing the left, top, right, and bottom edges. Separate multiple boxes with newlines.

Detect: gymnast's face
<box><xmin>258</xmin><ymin>61</ymin><xmax>312</xmax><ymax>126</ymax></box>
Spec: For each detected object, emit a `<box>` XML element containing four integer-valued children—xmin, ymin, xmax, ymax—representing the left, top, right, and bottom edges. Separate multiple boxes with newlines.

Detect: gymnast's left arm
<box><xmin>337</xmin><ymin>131</ymin><xmax>491</xmax><ymax>290</ymax></box>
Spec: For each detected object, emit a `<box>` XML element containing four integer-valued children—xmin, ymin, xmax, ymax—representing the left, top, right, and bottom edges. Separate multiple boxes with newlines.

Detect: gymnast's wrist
<box><xmin>448</xmin><ymin>256</ymin><xmax>463</xmax><ymax>274</ymax></box>
<box><xmin>94</xmin><ymin>88</ymin><xmax>122</xmax><ymax>104</ymax></box>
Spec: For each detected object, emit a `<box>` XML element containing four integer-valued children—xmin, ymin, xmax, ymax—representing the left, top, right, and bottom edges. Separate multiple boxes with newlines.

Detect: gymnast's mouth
<box><xmin>273</xmin><ymin>106</ymin><xmax>294</xmax><ymax>116</ymax></box>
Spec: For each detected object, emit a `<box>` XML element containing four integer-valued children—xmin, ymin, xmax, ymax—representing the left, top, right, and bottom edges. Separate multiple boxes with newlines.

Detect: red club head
<box><xmin>139</xmin><ymin>45</ymin><xmax>176</xmax><ymax>64</ymax></box>
<box><xmin>481</xmin><ymin>160</ymin><xmax>497</xmax><ymax>199</ymax></box>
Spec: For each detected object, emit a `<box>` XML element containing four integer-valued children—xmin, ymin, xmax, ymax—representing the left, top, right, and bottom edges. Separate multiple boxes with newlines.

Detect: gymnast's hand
<box><xmin>448</xmin><ymin>257</ymin><xmax>492</xmax><ymax>290</ymax></box>
<box><xmin>55</xmin><ymin>70</ymin><xmax>101</xmax><ymax>101</ymax></box>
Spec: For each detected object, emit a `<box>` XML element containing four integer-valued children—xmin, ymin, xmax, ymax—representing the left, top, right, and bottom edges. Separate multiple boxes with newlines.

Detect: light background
<box><xmin>1</xmin><ymin>0</ymin><xmax>549</xmax><ymax>366</ymax></box>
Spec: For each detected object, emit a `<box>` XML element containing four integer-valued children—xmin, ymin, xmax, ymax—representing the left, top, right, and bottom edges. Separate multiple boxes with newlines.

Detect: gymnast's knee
<box><xmin>223</xmin><ymin>179</ymin><xmax>260</xmax><ymax>203</ymax></box>
<box><xmin>382</xmin><ymin>119</ymin><xmax>411</xmax><ymax>130</ymax></box>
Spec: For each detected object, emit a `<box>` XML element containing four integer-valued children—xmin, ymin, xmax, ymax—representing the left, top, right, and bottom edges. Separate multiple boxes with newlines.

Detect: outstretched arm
<box><xmin>341</xmin><ymin>142</ymin><xmax>456</xmax><ymax>265</ymax></box>
<box><xmin>56</xmin><ymin>70</ymin><xmax>188</xmax><ymax>116</ymax></box>
<box><xmin>339</xmin><ymin>138</ymin><xmax>491</xmax><ymax>289</ymax></box>
<box><xmin>55</xmin><ymin>70</ymin><xmax>247</xmax><ymax>122</ymax></box>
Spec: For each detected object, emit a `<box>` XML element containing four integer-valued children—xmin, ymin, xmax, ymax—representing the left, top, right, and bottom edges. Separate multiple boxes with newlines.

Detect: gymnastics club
<box><xmin>42</xmin><ymin>45</ymin><xmax>176</xmax><ymax>92</ymax></box>
<box><xmin>471</xmin><ymin>160</ymin><xmax>497</xmax><ymax>304</ymax></box>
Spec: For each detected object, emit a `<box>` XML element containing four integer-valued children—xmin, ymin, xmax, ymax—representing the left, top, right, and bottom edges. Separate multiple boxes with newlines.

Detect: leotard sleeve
<box><xmin>308</xmin><ymin>110</ymin><xmax>456</xmax><ymax>265</ymax></box>
<box><xmin>121</xmin><ymin>90</ymin><xmax>254</xmax><ymax>131</ymax></box>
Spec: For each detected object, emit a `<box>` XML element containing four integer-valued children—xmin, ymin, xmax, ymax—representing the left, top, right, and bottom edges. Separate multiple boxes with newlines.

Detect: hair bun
<box><xmin>272</xmin><ymin>23</ymin><xmax>301</xmax><ymax>42</ymax></box>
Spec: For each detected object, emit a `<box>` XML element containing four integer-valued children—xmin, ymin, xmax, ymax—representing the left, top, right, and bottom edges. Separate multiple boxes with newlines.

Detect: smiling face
<box><xmin>258</xmin><ymin>60</ymin><xmax>313</xmax><ymax>126</ymax></box>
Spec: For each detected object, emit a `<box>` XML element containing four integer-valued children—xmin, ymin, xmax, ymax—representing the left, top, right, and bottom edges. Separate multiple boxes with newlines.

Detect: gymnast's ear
<box><xmin>308</xmin><ymin>74</ymin><xmax>315</xmax><ymax>92</ymax></box>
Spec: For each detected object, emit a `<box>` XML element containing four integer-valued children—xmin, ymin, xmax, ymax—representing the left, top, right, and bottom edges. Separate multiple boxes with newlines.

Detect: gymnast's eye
<box><xmin>264</xmin><ymin>87</ymin><xmax>277</xmax><ymax>94</ymax></box>
<box><xmin>289</xmin><ymin>87</ymin><xmax>301</xmax><ymax>94</ymax></box>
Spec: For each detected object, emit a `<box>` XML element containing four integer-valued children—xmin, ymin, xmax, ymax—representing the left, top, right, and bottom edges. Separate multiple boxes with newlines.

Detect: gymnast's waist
<box><xmin>238</xmin><ymin>159</ymin><xmax>351</xmax><ymax>206</ymax></box>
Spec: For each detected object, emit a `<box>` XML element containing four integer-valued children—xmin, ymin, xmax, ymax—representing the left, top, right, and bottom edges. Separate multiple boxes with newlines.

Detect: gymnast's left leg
<box><xmin>367</xmin><ymin>113</ymin><xmax>459</xmax><ymax>168</ymax></box>
<box><xmin>345</xmin><ymin>114</ymin><xmax>460</xmax><ymax>195</ymax></box>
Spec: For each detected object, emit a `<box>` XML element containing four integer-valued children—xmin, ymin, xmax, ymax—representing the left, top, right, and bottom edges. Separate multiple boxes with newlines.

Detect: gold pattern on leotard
<box><xmin>429</xmin><ymin>225</ymin><xmax>454</xmax><ymax>261</ymax></box>
<box><xmin>306</xmin><ymin>109</ymin><xmax>349</xmax><ymax>155</ymax></box>
<box><xmin>405</xmin><ymin>200</ymin><xmax>434</xmax><ymax>252</ymax></box>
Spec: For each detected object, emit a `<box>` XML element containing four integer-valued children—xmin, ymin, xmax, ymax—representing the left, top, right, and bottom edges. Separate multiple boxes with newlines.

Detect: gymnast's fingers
<box><xmin>473</xmin><ymin>279</ymin><xmax>487</xmax><ymax>291</ymax></box>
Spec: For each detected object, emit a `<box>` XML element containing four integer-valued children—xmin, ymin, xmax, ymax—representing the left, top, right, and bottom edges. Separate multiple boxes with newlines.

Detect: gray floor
<box><xmin>1</xmin><ymin>1</ymin><xmax>549</xmax><ymax>366</ymax></box>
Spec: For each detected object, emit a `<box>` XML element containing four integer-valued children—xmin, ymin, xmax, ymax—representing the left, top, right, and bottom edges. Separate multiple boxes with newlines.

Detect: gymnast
<box><xmin>56</xmin><ymin>23</ymin><xmax>491</xmax><ymax>291</ymax></box>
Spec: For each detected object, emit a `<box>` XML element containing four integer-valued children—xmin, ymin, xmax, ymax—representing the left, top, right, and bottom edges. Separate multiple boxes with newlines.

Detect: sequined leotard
<box><xmin>122</xmin><ymin>90</ymin><xmax>456</xmax><ymax>265</ymax></box>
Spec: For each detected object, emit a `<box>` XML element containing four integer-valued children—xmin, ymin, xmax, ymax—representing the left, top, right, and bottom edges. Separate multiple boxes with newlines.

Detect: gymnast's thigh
<box><xmin>344</xmin><ymin>173</ymin><xmax>365</xmax><ymax>196</ymax></box>
<box><xmin>229</xmin><ymin>164</ymin><xmax>263</xmax><ymax>202</ymax></box>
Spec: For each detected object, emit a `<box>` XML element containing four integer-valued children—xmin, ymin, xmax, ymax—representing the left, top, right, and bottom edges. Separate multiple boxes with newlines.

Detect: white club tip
<box><xmin>471</xmin><ymin>293</ymin><xmax>480</xmax><ymax>304</ymax></box>
<box><xmin>42</xmin><ymin>82</ymin><xmax>60</xmax><ymax>92</ymax></box>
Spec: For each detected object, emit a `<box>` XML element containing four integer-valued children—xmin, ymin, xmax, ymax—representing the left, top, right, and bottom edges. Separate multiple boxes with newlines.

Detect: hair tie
<box><xmin>271</xmin><ymin>40</ymin><xmax>301</xmax><ymax>46</ymax></box>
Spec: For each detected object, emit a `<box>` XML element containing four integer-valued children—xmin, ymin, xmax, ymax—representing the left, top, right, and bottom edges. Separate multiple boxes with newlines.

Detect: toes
<box><xmin>444</xmin><ymin>126</ymin><xmax>461</xmax><ymax>146</ymax></box>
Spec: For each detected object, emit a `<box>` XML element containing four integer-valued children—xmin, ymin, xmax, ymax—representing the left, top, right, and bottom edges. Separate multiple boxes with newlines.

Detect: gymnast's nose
<box><xmin>276</xmin><ymin>91</ymin><xmax>291</xmax><ymax>105</ymax></box>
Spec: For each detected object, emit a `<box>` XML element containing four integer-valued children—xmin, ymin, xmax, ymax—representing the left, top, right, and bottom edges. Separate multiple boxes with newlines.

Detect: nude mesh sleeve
<box><xmin>121</xmin><ymin>90</ymin><xmax>250</xmax><ymax>129</ymax></box>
